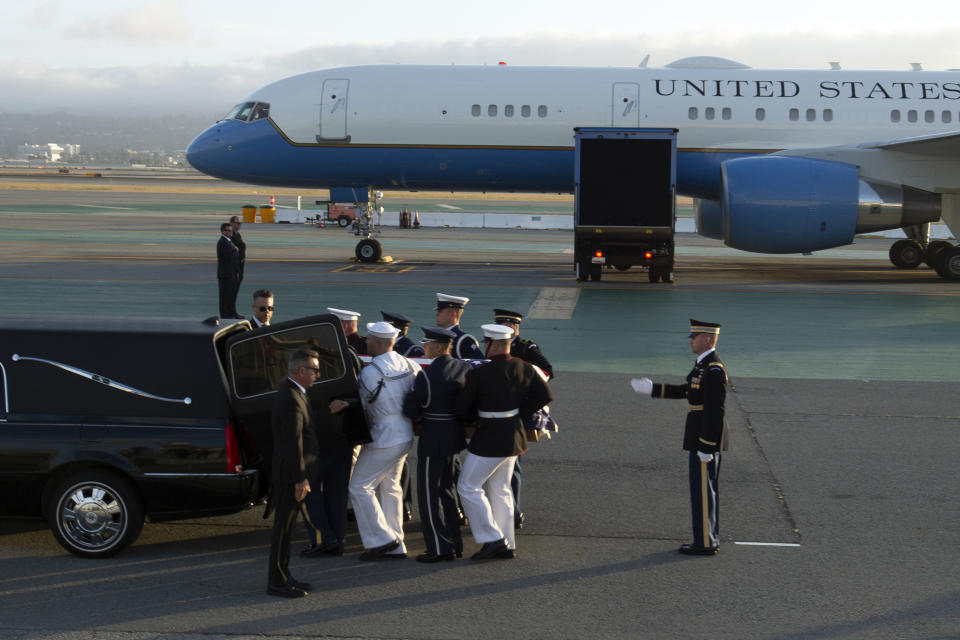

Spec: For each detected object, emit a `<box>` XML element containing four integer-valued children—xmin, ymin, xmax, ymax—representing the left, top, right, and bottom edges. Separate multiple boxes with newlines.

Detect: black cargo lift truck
<box><xmin>574</xmin><ymin>127</ymin><xmax>677</xmax><ymax>282</ymax></box>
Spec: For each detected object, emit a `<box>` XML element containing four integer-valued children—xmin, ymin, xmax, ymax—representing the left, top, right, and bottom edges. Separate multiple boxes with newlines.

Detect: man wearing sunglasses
<box><xmin>251</xmin><ymin>289</ymin><xmax>274</xmax><ymax>327</ymax></box>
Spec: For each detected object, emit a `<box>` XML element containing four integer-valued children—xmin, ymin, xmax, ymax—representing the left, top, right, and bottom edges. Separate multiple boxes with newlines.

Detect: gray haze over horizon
<box><xmin>6</xmin><ymin>31</ymin><xmax>960</xmax><ymax>119</ymax></box>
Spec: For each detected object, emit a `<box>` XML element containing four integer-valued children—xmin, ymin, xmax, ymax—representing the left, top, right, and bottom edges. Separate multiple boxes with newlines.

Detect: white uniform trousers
<box><xmin>457</xmin><ymin>453</ymin><xmax>517</xmax><ymax>549</ymax></box>
<box><xmin>348</xmin><ymin>440</ymin><xmax>412</xmax><ymax>553</ymax></box>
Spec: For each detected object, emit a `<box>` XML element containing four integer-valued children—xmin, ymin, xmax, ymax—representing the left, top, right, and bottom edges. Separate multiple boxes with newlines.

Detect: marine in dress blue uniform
<box><xmin>402</xmin><ymin>326</ymin><xmax>471</xmax><ymax>562</ymax></box>
<box><xmin>456</xmin><ymin>324</ymin><xmax>553</xmax><ymax>560</ymax></box>
<box><xmin>492</xmin><ymin>308</ymin><xmax>555</xmax><ymax>530</ymax></box>
<box><xmin>632</xmin><ymin>319</ymin><xmax>728</xmax><ymax>555</ymax></box>
<box><xmin>328</xmin><ymin>307</ymin><xmax>366</xmax><ymax>355</ymax></box>
<box><xmin>435</xmin><ymin>293</ymin><xmax>485</xmax><ymax>360</ymax></box>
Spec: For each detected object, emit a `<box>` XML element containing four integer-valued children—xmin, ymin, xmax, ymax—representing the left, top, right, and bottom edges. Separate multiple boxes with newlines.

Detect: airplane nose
<box><xmin>185</xmin><ymin>125</ymin><xmax>222</xmax><ymax>176</ymax></box>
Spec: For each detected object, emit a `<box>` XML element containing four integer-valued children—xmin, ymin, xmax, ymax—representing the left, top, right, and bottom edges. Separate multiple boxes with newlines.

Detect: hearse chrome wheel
<box><xmin>49</xmin><ymin>470</ymin><xmax>143</xmax><ymax>558</ymax></box>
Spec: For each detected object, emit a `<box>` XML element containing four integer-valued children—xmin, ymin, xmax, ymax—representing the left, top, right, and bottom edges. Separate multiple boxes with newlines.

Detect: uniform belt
<box><xmin>423</xmin><ymin>412</ymin><xmax>456</xmax><ymax>420</ymax></box>
<box><xmin>688</xmin><ymin>404</ymin><xmax>704</xmax><ymax>411</ymax></box>
<box><xmin>478</xmin><ymin>409</ymin><xmax>519</xmax><ymax>418</ymax></box>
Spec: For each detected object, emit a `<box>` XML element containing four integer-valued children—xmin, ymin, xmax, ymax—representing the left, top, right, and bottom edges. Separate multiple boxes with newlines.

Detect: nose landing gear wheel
<box><xmin>355</xmin><ymin>238</ymin><xmax>382</xmax><ymax>263</ymax></box>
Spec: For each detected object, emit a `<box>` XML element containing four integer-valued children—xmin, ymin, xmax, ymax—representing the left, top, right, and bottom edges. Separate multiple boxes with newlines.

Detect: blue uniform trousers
<box><xmin>417</xmin><ymin>454</ymin><xmax>463</xmax><ymax>556</ymax></box>
<box><xmin>688</xmin><ymin>451</ymin><xmax>721</xmax><ymax>549</ymax></box>
<box><xmin>301</xmin><ymin>447</ymin><xmax>352</xmax><ymax>553</ymax></box>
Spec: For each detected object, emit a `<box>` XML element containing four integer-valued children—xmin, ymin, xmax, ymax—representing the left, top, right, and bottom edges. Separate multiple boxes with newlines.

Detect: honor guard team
<box><xmin>264</xmin><ymin>288</ymin><xmax>728</xmax><ymax>598</ymax></box>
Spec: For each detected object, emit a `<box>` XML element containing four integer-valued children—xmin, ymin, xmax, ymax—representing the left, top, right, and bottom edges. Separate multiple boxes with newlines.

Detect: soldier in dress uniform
<box><xmin>402</xmin><ymin>326</ymin><xmax>472</xmax><ymax>563</ymax></box>
<box><xmin>349</xmin><ymin>321</ymin><xmax>421</xmax><ymax>560</ymax></box>
<box><xmin>631</xmin><ymin>319</ymin><xmax>728</xmax><ymax>555</ymax></box>
<box><xmin>456</xmin><ymin>324</ymin><xmax>553</xmax><ymax>560</ymax></box>
<box><xmin>434</xmin><ymin>293</ymin><xmax>485</xmax><ymax>360</ymax></box>
<box><xmin>328</xmin><ymin>307</ymin><xmax>366</xmax><ymax>355</ymax></box>
<box><xmin>492</xmin><ymin>308</ymin><xmax>553</xmax><ymax>530</ymax></box>
<box><xmin>380</xmin><ymin>310</ymin><xmax>420</xmax><ymax>520</ymax></box>
<box><xmin>382</xmin><ymin>310</ymin><xmax>425</xmax><ymax>358</ymax></box>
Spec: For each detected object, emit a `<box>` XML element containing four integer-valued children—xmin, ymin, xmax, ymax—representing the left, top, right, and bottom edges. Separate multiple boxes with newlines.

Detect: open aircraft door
<box><xmin>612</xmin><ymin>83</ymin><xmax>640</xmax><ymax>127</ymax></box>
<box><xmin>223</xmin><ymin>314</ymin><xmax>361</xmax><ymax>495</ymax></box>
<box><xmin>317</xmin><ymin>79</ymin><xmax>350</xmax><ymax>142</ymax></box>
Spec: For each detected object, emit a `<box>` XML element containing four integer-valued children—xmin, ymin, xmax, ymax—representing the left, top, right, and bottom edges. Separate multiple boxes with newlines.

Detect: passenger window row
<box><xmin>471</xmin><ymin>104</ymin><xmax>549</xmax><ymax>118</ymax></box>
<box><xmin>890</xmin><ymin>109</ymin><xmax>954</xmax><ymax>123</ymax></box>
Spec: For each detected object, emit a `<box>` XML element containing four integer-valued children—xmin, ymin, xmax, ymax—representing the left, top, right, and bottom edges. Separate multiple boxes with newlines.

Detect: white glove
<box><xmin>630</xmin><ymin>377</ymin><xmax>653</xmax><ymax>395</ymax></box>
<box><xmin>697</xmin><ymin>451</ymin><xmax>714</xmax><ymax>463</ymax></box>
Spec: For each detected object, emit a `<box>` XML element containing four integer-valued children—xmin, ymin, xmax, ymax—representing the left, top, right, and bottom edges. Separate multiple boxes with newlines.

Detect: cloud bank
<box><xmin>3</xmin><ymin>31</ymin><xmax>959</xmax><ymax>116</ymax></box>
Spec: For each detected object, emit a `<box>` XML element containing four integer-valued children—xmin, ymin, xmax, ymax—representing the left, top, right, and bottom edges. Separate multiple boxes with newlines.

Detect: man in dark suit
<box><xmin>455</xmin><ymin>324</ymin><xmax>553</xmax><ymax>560</ymax></box>
<box><xmin>267</xmin><ymin>349</ymin><xmax>321</xmax><ymax>597</ymax></box>
<box><xmin>403</xmin><ymin>326</ymin><xmax>471</xmax><ymax>563</ymax></box>
<box><xmin>631</xmin><ymin>319</ymin><xmax>729</xmax><ymax>556</ymax></box>
<box><xmin>230</xmin><ymin>215</ymin><xmax>247</xmax><ymax>286</ymax></box>
<box><xmin>217</xmin><ymin>223</ymin><xmax>241</xmax><ymax>319</ymax></box>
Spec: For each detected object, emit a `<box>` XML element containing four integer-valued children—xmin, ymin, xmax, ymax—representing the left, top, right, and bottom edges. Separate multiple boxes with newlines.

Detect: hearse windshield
<box><xmin>221</xmin><ymin>101</ymin><xmax>270</xmax><ymax>122</ymax></box>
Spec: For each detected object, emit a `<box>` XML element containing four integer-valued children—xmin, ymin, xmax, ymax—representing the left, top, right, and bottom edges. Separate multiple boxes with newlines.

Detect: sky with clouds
<box><xmin>4</xmin><ymin>0</ymin><xmax>960</xmax><ymax>117</ymax></box>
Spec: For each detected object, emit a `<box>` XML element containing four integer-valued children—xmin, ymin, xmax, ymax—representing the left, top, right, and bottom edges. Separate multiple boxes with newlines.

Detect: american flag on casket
<box><xmin>358</xmin><ymin>355</ymin><xmax>558</xmax><ymax>439</ymax></box>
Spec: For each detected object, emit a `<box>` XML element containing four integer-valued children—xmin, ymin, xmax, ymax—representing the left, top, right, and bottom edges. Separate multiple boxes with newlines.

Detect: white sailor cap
<box><xmin>436</xmin><ymin>293</ymin><xmax>469</xmax><ymax>310</ymax></box>
<box><xmin>327</xmin><ymin>307</ymin><xmax>360</xmax><ymax>321</ymax></box>
<box><xmin>366</xmin><ymin>321</ymin><xmax>400</xmax><ymax>339</ymax></box>
<box><xmin>480</xmin><ymin>323</ymin><xmax>514</xmax><ymax>341</ymax></box>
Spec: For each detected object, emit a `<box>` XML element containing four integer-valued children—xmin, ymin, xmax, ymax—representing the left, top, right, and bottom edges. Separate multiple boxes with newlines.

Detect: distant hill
<box><xmin>0</xmin><ymin>111</ymin><xmax>219</xmax><ymax>156</ymax></box>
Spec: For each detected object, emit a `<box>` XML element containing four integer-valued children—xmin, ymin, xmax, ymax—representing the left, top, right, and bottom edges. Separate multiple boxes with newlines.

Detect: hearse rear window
<box><xmin>230</xmin><ymin>323</ymin><xmax>346</xmax><ymax>399</ymax></box>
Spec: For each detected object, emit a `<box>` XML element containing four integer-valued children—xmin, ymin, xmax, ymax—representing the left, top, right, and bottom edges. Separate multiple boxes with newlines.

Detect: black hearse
<box><xmin>0</xmin><ymin>314</ymin><xmax>359</xmax><ymax>557</ymax></box>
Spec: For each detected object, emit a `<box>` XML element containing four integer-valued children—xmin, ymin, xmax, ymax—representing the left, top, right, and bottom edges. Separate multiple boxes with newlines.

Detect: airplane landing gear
<box><xmin>353</xmin><ymin>188</ymin><xmax>384</xmax><ymax>263</ymax></box>
<box><xmin>933</xmin><ymin>246</ymin><xmax>960</xmax><ymax>280</ymax></box>
<box><xmin>889</xmin><ymin>239</ymin><xmax>924</xmax><ymax>269</ymax></box>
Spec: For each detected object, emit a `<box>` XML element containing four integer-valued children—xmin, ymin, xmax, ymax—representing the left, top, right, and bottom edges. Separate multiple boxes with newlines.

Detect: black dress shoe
<box><xmin>495</xmin><ymin>548</ymin><xmax>516</xmax><ymax>559</ymax></box>
<box><xmin>266</xmin><ymin>583</ymin><xmax>307</xmax><ymax>598</ymax></box>
<box><xmin>288</xmin><ymin>578</ymin><xmax>312</xmax><ymax>591</ymax></box>
<box><xmin>358</xmin><ymin>540</ymin><xmax>400</xmax><ymax>561</ymax></box>
<box><xmin>301</xmin><ymin>541</ymin><xmax>341</xmax><ymax>557</ymax></box>
<box><xmin>416</xmin><ymin>551</ymin><xmax>456</xmax><ymax>563</ymax></box>
<box><xmin>678</xmin><ymin>543</ymin><xmax>718</xmax><ymax>555</ymax></box>
<box><xmin>471</xmin><ymin>539</ymin><xmax>509</xmax><ymax>560</ymax></box>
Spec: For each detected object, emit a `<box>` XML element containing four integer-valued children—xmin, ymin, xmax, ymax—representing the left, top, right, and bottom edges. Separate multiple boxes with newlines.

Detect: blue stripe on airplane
<box><xmin>187</xmin><ymin>119</ymin><xmax>753</xmax><ymax>199</ymax></box>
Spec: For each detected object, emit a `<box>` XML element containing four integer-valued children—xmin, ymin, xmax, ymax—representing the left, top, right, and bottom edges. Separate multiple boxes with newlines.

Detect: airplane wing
<box><xmin>863</xmin><ymin>130</ymin><xmax>960</xmax><ymax>157</ymax></box>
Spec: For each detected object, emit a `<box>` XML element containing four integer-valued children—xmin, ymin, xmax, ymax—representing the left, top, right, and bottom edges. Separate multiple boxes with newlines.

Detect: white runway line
<box><xmin>527</xmin><ymin>287</ymin><xmax>580</xmax><ymax>320</ymax></box>
<box><xmin>76</xmin><ymin>204</ymin><xmax>136</xmax><ymax>210</ymax></box>
<box><xmin>734</xmin><ymin>541</ymin><xmax>801</xmax><ymax>547</ymax></box>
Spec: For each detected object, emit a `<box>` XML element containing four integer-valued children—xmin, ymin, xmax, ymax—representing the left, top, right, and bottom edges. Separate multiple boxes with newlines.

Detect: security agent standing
<box><xmin>250</xmin><ymin>289</ymin><xmax>273</xmax><ymax>328</ymax></box>
<box><xmin>230</xmin><ymin>215</ymin><xmax>246</xmax><ymax>285</ymax></box>
<box><xmin>631</xmin><ymin>319</ymin><xmax>728</xmax><ymax>555</ymax></box>
<box><xmin>435</xmin><ymin>293</ymin><xmax>485</xmax><ymax>360</ymax></box>
<box><xmin>493</xmin><ymin>308</ymin><xmax>554</xmax><ymax>530</ymax></box>
<box><xmin>456</xmin><ymin>324</ymin><xmax>553</xmax><ymax>559</ymax></box>
<box><xmin>382</xmin><ymin>310</ymin><xmax>426</xmax><ymax>358</ymax></box>
<box><xmin>216</xmin><ymin>223</ymin><xmax>241</xmax><ymax>319</ymax></box>
<box><xmin>267</xmin><ymin>349</ymin><xmax>320</xmax><ymax>598</ymax></box>
<box><xmin>328</xmin><ymin>307</ymin><xmax>366</xmax><ymax>355</ymax></box>
<box><xmin>402</xmin><ymin>326</ymin><xmax>472</xmax><ymax>563</ymax></box>
<box><xmin>349</xmin><ymin>321</ymin><xmax>421</xmax><ymax>560</ymax></box>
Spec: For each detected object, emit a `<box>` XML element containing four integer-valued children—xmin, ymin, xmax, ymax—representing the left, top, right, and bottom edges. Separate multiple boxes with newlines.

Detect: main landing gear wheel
<box><xmin>889</xmin><ymin>239</ymin><xmax>923</xmax><ymax>269</ymax></box>
<box><xmin>925</xmin><ymin>240</ymin><xmax>952</xmax><ymax>268</ymax></box>
<box><xmin>934</xmin><ymin>246</ymin><xmax>960</xmax><ymax>280</ymax></box>
<box><xmin>48</xmin><ymin>470</ymin><xmax>143</xmax><ymax>558</ymax></box>
<box><xmin>355</xmin><ymin>238</ymin><xmax>382</xmax><ymax>263</ymax></box>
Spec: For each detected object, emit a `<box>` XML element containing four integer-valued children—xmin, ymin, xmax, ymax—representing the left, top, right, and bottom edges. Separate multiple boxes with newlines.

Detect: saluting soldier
<box><xmin>328</xmin><ymin>307</ymin><xmax>366</xmax><ymax>355</ymax></box>
<box><xmin>381</xmin><ymin>310</ymin><xmax>425</xmax><ymax>358</ymax></box>
<box><xmin>631</xmin><ymin>319</ymin><xmax>728</xmax><ymax>555</ymax></box>
<box><xmin>492</xmin><ymin>308</ymin><xmax>554</xmax><ymax>530</ymax></box>
<box><xmin>402</xmin><ymin>326</ymin><xmax>472</xmax><ymax>562</ymax></box>
<box><xmin>456</xmin><ymin>324</ymin><xmax>553</xmax><ymax>560</ymax></box>
<box><xmin>435</xmin><ymin>293</ymin><xmax>485</xmax><ymax>360</ymax></box>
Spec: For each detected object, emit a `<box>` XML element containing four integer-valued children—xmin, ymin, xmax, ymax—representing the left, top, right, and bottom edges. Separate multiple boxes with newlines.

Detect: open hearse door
<box><xmin>223</xmin><ymin>314</ymin><xmax>362</xmax><ymax>494</ymax></box>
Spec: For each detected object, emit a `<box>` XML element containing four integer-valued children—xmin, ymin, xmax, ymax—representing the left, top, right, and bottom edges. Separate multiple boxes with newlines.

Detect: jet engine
<box><xmin>715</xmin><ymin>156</ymin><xmax>942</xmax><ymax>254</ymax></box>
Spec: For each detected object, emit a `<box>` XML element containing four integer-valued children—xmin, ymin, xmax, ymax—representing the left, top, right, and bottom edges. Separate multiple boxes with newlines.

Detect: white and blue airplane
<box><xmin>186</xmin><ymin>57</ymin><xmax>960</xmax><ymax>279</ymax></box>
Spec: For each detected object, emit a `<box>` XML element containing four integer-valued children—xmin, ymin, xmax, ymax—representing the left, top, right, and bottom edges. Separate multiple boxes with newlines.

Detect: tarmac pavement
<box><xmin>0</xmin><ymin>180</ymin><xmax>958</xmax><ymax>639</ymax></box>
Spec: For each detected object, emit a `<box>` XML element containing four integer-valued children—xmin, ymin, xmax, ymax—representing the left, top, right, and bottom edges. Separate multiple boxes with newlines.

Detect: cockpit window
<box><xmin>221</xmin><ymin>102</ymin><xmax>271</xmax><ymax>123</ymax></box>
